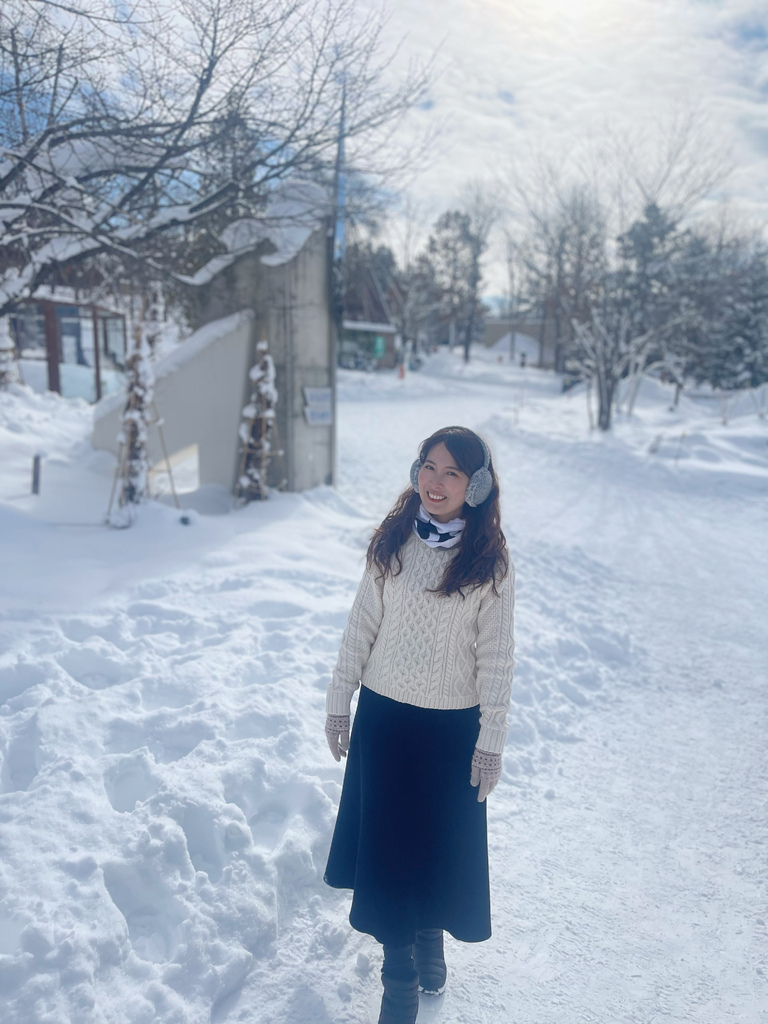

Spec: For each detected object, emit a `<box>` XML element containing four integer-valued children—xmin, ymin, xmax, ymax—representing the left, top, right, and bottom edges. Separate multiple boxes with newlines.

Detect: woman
<box><xmin>324</xmin><ymin>425</ymin><xmax>515</xmax><ymax>1024</ymax></box>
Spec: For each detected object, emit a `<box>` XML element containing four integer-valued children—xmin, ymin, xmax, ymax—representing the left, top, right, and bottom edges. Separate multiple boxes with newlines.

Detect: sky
<box><xmin>357</xmin><ymin>0</ymin><xmax>768</xmax><ymax>295</ymax></box>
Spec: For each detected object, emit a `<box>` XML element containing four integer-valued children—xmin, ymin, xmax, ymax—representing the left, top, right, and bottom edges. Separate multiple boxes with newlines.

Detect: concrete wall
<box><xmin>92</xmin><ymin>311</ymin><xmax>254</xmax><ymax>490</ymax></box>
<box><xmin>266</xmin><ymin>227</ymin><xmax>333</xmax><ymax>491</ymax></box>
<box><xmin>193</xmin><ymin>226</ymin><xmax>333</xmax><ymax>492</ymax></box>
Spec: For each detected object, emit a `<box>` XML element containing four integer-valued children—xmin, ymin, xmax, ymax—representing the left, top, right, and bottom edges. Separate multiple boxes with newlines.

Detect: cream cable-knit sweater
<box><xmin>326</xmin><ymin>533</ymin><xmax>515</xmax><ymax>754</ymax></box>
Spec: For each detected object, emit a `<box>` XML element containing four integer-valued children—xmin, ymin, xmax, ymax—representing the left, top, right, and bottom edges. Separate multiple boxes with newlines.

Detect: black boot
<box><xmin>379</xmin><ymin>944</ymin><xmax>419</xmax><ymax>1024</ymax></box>
<box><xmin>414</xmin><ymin>928</ymin><xmax>447</xmax><ymax>995</ymax></box>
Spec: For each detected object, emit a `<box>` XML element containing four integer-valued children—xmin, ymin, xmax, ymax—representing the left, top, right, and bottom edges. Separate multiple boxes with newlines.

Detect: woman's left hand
<box><xmin>325</xmin><ymin>713</ymin><xmax>350</xmax><ymax>762</ymax></box>
<box><xmin>470</xmin><ymin>748</ymin><xmax>502</xmax><ymax>802</ymax></box>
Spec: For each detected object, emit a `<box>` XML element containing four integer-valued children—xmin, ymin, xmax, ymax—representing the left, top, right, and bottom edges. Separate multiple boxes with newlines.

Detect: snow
<box><xmin>0</xmin><ymin>348</ymin><xmax>766</xmax><ymax>1023</ymax></box>
<box><xmin>184</xmin><ymin>181</ymin><xmax>326</xmax><ymax>285</ymax></box>
<box><xmin>341</xmin><ymin>320</ymin><xmax>394</xmax><ymax>333</ymax></box>
<box><xmin>487</xmin><ymin>330</ymin><xmax>539</xmax><ymax>361</ymax></box>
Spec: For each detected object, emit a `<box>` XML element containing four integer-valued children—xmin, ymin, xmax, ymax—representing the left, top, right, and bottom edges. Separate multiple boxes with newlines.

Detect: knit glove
<box><xmin>470</xmin><ymin>748</ymin><xmax>502</xmax><ymax>802</ymax></box>
<box><xmin>325</xmin><ymin>714</ymin><xmax>350</xmax><ymax>762</ymax></box>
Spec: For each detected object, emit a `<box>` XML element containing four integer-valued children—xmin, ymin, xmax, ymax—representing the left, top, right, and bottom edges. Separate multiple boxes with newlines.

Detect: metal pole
<box><xmin>105</xmin><ymin>441</ymin><xmax>125</xmax><ymax>521</ymax></box>
<box><xmin>91</xmin><ymin>304</ymin><xmax>102</xmax><ymax>402</ymax></box>
<box><xmin>152</xmin><ymin>401</ymin><xmax>180</xmax><ymax>510</ymax></box>
<box><xmin>42</xmin><ymin>301</ymin><xmax>61</xmax><ymax>394</ymax></box>
<box><xmin>328</xmin><ymin>79</ymin><xmax>346</xmax><ymax>487</ymax></box>
<box><xmin>32</xmin><ymin>454</ymin><xmax>41</xmax><ymax>494</ymax></box>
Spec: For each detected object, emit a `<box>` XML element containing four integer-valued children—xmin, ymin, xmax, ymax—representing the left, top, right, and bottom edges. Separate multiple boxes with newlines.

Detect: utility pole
<box><xmin>328</xmin><ymin>78</ymin><xmax>346</xmax><ymax>486</ymax></box>
<box><xmin>506</xmin><ymin>235</ymin><xmax>517</xmax><ymax>362</ymax></box>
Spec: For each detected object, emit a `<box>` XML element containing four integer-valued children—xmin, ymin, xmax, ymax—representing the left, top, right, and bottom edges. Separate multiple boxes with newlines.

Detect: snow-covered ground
<box><xmin>0</xmin><ymin>348</ymin><xmax>766</xmax><ymax>1024</ymax></box>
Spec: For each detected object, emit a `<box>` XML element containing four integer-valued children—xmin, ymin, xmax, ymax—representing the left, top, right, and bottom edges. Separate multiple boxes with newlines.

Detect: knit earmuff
<box><xmin>410</xmin><ymin>434</ymin><xmax>493</xmax><ymax>508</ymax></box>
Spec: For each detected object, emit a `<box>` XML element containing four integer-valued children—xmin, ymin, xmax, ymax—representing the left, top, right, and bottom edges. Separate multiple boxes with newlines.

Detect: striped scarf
<box><xmin>413</xmin><ymin>504</ymin><xmax>465</xmax><ymax>549</ymax></box>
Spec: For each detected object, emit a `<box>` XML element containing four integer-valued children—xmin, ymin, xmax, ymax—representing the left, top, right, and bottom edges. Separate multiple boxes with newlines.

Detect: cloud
<box><xmin>358</xmin><ymin>0</ymin><xmax>768</xmax><ymax>291</ymax></box>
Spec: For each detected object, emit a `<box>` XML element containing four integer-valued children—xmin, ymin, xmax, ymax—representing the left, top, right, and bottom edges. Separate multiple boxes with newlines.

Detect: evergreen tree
<box><xmin>692</xmin><ymin>247</ymin><xmax>768</xmax><ymax>392</ymax></box>
<box><xmin>427</xmin><ymin>212</ymin><xmax>476</xmax><ymax>355</ymax></box>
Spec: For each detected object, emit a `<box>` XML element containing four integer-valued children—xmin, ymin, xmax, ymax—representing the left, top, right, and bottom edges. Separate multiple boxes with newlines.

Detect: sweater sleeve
<box><xmin>474</xmin><ymin>564</ymin><xmax>516</xmax><ymax>754</ymax></box>
<box><xmin>326</xmin><ymin>564</ymin><xmax>386</xmax><ymax>716</ymax></box>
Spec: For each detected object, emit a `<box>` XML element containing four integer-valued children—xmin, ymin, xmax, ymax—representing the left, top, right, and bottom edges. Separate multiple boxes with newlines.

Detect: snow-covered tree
<box><xmin>390</xmin><ymin>251</ymin><xmax>439</xmax><ymax>356</ymax></box>
<box><xmin>0</xmin><ymin>0</ymin><xmax>429</xmax><ymax>318</ymax></box>
<box><xmin>235</xmin><ymin>339</ymin><xmax>279</xmax><ymax>503</ymax></box>
<box><xmin>427</xmin><ymin>210</ymin><xmax>491</xmax><ymax>360</ymax></box>
<box><xmin>507</xmin><ymin>116</ymin><xmax>733</xmax><ymax>412</ymax></box>
<box><xmin>570</xmin><ymin>304</ymin><xmax>683</xmax><ymax>430</ymax></box>
<box><xmin>110</xmin><ymin>326</ymin><xmax>155</xmax><ymax>525</ymax></box>
<box><xmin>0</xmin><ymin>316</ymin><xmax>19</xmax><ymax>388</ymax></box>
<box><xmin>511</xmin><ymin>178</ymin><xmax>608</xmax><ymax>372</ymax></box>
<box><xmin>690</xmin><ymin>246</ymin><xmax>768</xmax><ymax>395</ymax></box>
<box><xmin>544</xmin><ymin>200</ymin><xmax>696</xmax><ymax>430</ymax></box>
<box><xmin>456</xmin><ymin>182</ymin><xmax>500</xmax><ymax>363</ymax></box>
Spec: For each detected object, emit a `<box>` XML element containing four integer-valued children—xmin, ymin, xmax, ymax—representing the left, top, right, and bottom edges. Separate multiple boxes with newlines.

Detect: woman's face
<box><xmin>417</xmin><ymin>442</ymin><xmax>469</xmax><ymax>523</ymax></box>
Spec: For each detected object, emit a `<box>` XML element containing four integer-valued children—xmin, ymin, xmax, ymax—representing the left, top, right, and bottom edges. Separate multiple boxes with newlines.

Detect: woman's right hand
<box><xmin>325</xmin><ymin>714</ymin><xmax>350</xmax><ymax>762</ymax></box>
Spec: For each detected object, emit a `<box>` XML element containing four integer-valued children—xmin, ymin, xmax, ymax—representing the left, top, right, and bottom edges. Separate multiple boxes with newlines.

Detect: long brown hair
<box><xmin>366</xmin><ymin>426</ymin><xmax>508</xmax><ymax>597</ymax></box>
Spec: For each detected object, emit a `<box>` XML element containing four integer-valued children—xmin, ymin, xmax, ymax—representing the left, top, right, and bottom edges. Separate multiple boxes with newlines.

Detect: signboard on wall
<box><xmin>303</xmin><ymin>386</ymin><xmax>332</xmax><ymax>426</ymax></box>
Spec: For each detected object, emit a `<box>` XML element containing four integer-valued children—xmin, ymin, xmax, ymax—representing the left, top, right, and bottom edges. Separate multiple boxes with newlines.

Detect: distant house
<box><xmin>340</xmin><ymin>319</ymin><xmax>398</xmax><ymax>370</ymax></box>
<box><xmin>340</xmin><ymin>256</ymin><xmax>399</xmax><ymax>370</ymax></box>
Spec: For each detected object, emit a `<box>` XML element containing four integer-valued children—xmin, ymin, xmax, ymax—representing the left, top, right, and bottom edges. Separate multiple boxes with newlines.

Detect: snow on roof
<box><xmin>342</xmin><ymin>319</ymin><xmax>395</xmax><ymax>333</ymax></box>
<box><xmin>183</xmin><ymin>180</ymin><xmax>327</xmax><ymax>286</ymax></box>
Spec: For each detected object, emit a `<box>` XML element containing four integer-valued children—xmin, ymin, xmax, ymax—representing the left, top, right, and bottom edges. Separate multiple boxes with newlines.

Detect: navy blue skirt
<box><xmin>324</xmin><ymin>686</ymin><xmax>491</xmax><ymax>947</ymax></box>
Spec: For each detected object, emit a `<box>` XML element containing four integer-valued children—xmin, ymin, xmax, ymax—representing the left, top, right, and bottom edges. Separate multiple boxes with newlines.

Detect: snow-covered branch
<box><xmin>0</xmin><ymin>0</ymin><xmax>430</xmax><ymax>317</ymax></box>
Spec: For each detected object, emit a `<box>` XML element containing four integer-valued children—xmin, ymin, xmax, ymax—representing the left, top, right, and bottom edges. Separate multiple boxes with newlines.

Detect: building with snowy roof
<box><xmin>92</xmin><ymin>181</ymin><xmax>335</xmax><ymax>499</ymax></box>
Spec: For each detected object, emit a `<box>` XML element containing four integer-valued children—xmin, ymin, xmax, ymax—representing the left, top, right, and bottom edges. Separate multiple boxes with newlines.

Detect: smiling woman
<box><xmin>323</xmin><ymin>425</ymin><xmax>515</xmax><ymax>1024</ymax></box>
<box><xmin>417</xmin><ymin>442</ymin><xmax>469</xmax><ymax>522</ymax></box>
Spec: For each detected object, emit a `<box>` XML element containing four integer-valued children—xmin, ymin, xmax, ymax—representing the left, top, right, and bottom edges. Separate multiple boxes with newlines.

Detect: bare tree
<box><xmin>511</xmin><ymin>175</ymin><xmax>606</xmax><ymax>371</ymax></box>
<box><xmin>504</xmin><ymin>115</ymin><xmax>733</xmax><ymax>427</ymax></box>
<box><xmin>457</xmin><ymin>181</ymin><xmax>500</xmax><ymax>362</ymax></box>
<box><xmin>0</xmin><ymin>0</ymin><xmax>430</xmax><ymax>317</ymax></box>
<box><xmin>424</xmin><ymin>184</ymin><xmax>499</xmax><ymax>363</ymax></box>
<box><xmin>607</xmin><ymin>107</ymin><xmax>733</xmax><ymax>224</ymax></box>
<box><xmin>382</xmin><ymin>197</ymin><xmax>438</xmax><ymax>356</ymax></box>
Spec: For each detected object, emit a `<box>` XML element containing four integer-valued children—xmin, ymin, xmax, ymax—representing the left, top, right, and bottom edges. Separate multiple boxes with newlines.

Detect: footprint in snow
<box><xmin>171</xmin><ymin>802</ymin><xmax>225</xmax><ymax>883</ymax></box>
<box><xmin>126</xmin><ymin>602</ymin><xmax>200</xmax><ymax>641</ymax></box>
<box><xmin>104</xmin><ymin>715</ymin><xmax>215</xmax><ymax>763</ymax></box>
<box><xmin>57</xmin><ymin>643</ymin><xmax>137</xmax><ymax>690</ymax></box>
<box><xmin>102</xmin><ymin>860</ymin><xmax>185</xmax><ymax>964</ymax></box>
<box><xmin>104</xmin><ymin>751</ymin><xmax>158</xmax><ymax>813</ymax></box>
<box><xmin>0</xmin><ymin>713</ymin><xmax>40</xmax><ymax>793</ymax></box>
<box><xmin>0</xmin><ymin>658</ymin><xmax>48</xmax><ymax>704</ymax></box>
<box><xmin>248</xmin><ymin>600</ymin><xmax>308</xmax><ymax>620</ymax></box>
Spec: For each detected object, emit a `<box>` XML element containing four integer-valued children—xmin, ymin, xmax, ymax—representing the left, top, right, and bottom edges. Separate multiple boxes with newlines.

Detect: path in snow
<box><xmin>0</xmin><ymin>355</ymin><xmax>765</xmax><ymax>1024</ymax></box>
<box><xmin>334</xmin><ymin>361</ymin><xmax>767</xmax><ymax>1024</ymax></box>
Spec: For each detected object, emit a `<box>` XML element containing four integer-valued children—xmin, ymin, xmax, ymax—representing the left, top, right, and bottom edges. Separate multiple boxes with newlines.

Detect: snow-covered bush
<box><xmin>110</xmin><ymin>328</ymin><xmax>155</xmax><ymax>525</ymax></box>
<box><xmin>235</xmin><ymin>339</ymin><xmax>280</xmax><ymax>503</ymax></box>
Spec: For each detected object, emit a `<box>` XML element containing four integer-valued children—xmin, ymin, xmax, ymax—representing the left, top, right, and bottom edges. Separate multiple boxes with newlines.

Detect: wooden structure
<box><xmin>10</xmin><ymin>298</ymin><xmax>127</xmax><ymax>401</ymax></box>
